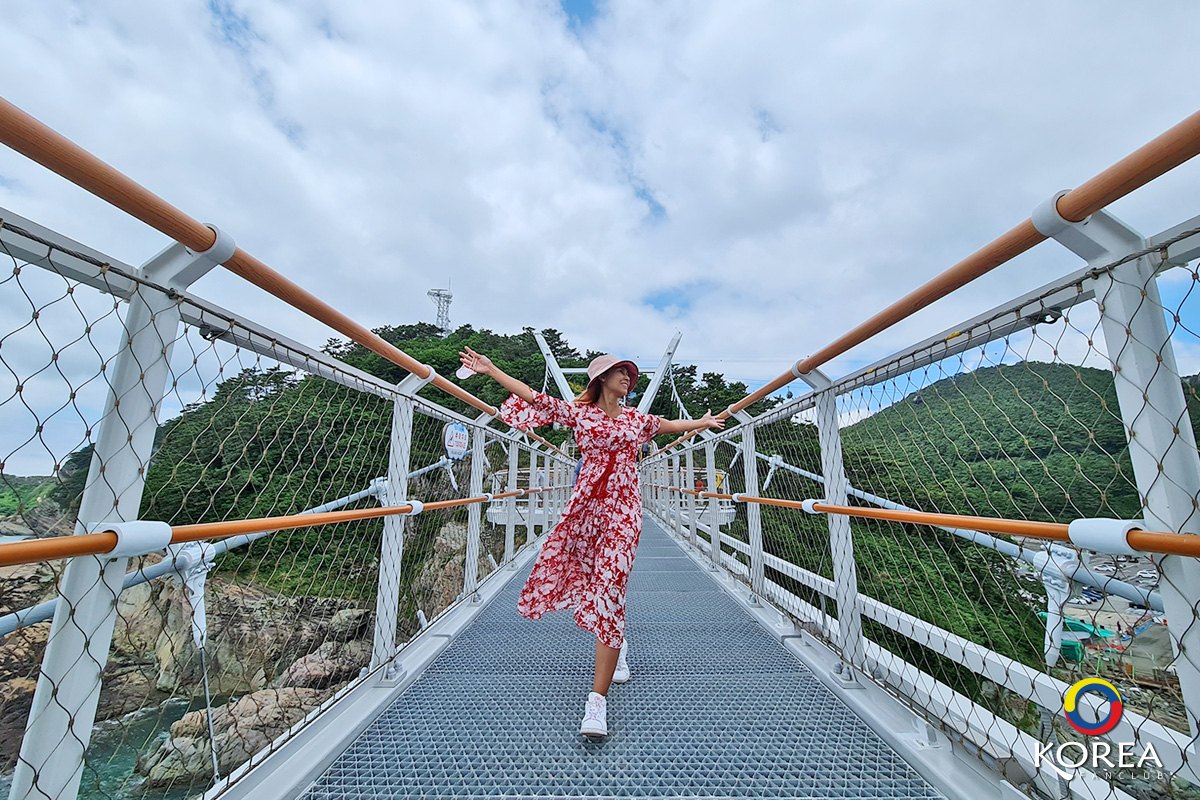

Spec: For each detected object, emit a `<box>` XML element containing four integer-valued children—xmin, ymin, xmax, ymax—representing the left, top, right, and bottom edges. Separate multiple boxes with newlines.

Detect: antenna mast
<box><xmin>427</xmin><ymin>288</ymin><xmax>453</xmax><ymax>337</ymax></box>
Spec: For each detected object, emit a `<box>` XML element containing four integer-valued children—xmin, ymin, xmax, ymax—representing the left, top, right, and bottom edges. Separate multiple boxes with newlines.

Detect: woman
<box><xmin>458</xmin><ymin>346</ymin><xmax>724</xmax><ymax>737</ymax></box>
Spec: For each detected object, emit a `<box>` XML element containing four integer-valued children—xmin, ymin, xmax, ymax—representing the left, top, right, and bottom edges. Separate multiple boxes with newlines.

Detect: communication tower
<box><xmin>427</xmin><ymin>288</ymin><xmax>453</xmax><ymax>337</ymax></box>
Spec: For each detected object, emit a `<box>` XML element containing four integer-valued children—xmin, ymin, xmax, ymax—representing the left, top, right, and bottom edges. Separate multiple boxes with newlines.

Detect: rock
<box><xmin>435</xmin><ymin>559</ymin><xmax>464</xmax><ymax>612</ymax></box>
<box><xmin>434</xmin><ymin>522</ymin><xmax>468</xmax><ymax>555</ymax></box>
<box><xmin>96</xmin><ymin>666</ymin><xmax>162</xmax><ymax>720</ymax></box>
<box><xmin>0</xmin><ymin>518</ymin><xmax>34</xmax><ymax>538</ymax></box>
<box><xmin>138</xmin><ymin>687</ymin><xmax>328</xmax><ymax>787</ymax></box>
<box><xmin>0</xmin><ymin>498</ymin><xmax>74</xmax><ymax>539</ymax></box>
<box><xmin>112</xmin><ymin>579</ymin><xmax>167</xmax><ymax>658</ymax></box>
<box><xmin>274</xmin><ymin>640</ymin><xmax>371</xmax><ymax>689</ymax></box>
<box><xmin>0</xmin><ymin>623</ymin><xmax>49</xmax><ymax>675</ymax></box>
<box><xmin>153</xmin><ymin>580</ymin><xmax>355</xmax><ymax>696</ymax></box>
<box><xmin>0</xmin><ymin>561</ymin><xmax>61</xmax><ymax>615</ymax></box>
<box><xmin>411</xmin><ymin>523</ymin><xmax>496</xmax><ymax>618</ymax></box>
<box><xmin>0</xmin><ymin>677</ymin><xmax>37</xmax><ymax>770</ymax></box>
<box><xmin>327</xmin><ymin>608</ymin><xmax>371</xmax><ymax>642</ymax></box>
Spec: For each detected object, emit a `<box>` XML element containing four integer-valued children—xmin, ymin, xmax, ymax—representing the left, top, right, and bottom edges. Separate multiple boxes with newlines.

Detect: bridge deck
<box><xmin>297</xmin><ymin>518</ymin><xmax>945</xmax><ymax>799</ymax></box>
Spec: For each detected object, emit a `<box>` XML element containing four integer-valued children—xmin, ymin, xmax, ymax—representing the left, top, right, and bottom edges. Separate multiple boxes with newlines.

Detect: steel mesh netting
<box><xmin>820</xmin><ymin>275</ymin><xmax>1196</xmax><ymax>797</ymax></box>
<box><xmin>708</xmin><ymin>437</ymin><xmax>752</xmax><ymax>574</ymax></box>
<box><xmin>734</xmin><ymin>402</ymin><xmax>841</xmax><ymax>647</ymax></box>
<box><xmin>397</xmin><ymin>402</ymin><xmax>528</xmax><ymax>636</ymax></box>
<box><xmin>640</xmin><ymin>250</ymin><xmax>1200</xmax><ymax>797</ymax></box>
<box><xmin>0</xmin><ymin>228</ymin><xmax>493</xmax><ymax>799</ymax></box>
<box><xmin>0</xmin><ymin>229</ymin><xmax>152</xmax><ymax>798</ymax></box>
<box><xmin>127</xmin><ymin>322</ymin><xmax>396</xmax><ymax>799</ymax></box>
<box><xmin>677</xmin><ymin>439</ymin><xmax>739</xmax><ymax>564</ymax></box>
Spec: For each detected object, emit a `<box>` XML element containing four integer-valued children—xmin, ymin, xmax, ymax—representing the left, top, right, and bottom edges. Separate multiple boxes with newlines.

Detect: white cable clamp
<box><xmin>169</xmin><ymin>225</ymin><xmax>238</xmax><ymax>290</ymax></box>
<box><xmin>405</xmin><ymin>500</ymin><xmax>424</xmax><ymax>516</ymax></box>
<box><xmin>94</xmin><ymin>520</ymin><xmax>174</xmax><ymax>558</ymax></box>
<box><xmin>482</xmin><ymin>493</ymin><xmax>494</xmax><ymax>502</ymax></box>
<box><xmin>801</xmin><ymin>499</ymin><xmax>822</xmax><ymax>515</ymax></box>
<box><xmin>731</xmin><ymin>494</ymin><xmax>743</xmax><ymax>503</ymax></box>
<box><xmin>1067</xmin><ymin>518</ymin><xmax>1142</xmax><ymax>556</ymax></box>
<box><xmin>725</xmin><ymin>406</ymin><xmax>753</xmax><ymax>424</ymax></box>
<box><xmin>791</xmin><ymin>361</ymin><xmax>806</xmax><ymax>379</ymax></box>
<box><xmin>397</xmin><ymin>366</ymin><xmax>438</xmax><ymax>396</ymax></box>
<box><xmin>1031</xmin><ymin>190</ymin><xmax>1077</xmax><ymax>239</ymax></box>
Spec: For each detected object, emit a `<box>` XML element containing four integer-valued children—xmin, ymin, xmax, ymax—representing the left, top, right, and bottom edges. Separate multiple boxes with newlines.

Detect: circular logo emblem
<box><xmin>1064</xmin><ymin>678</ymin><xmax>1123</xmax><ymax>736</ymax></box>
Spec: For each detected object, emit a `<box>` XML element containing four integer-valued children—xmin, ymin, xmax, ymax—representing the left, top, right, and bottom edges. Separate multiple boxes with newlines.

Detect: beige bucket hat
<box><xmin>586</xmin><ymin>354</ymin><xmax>638</xmax><ymax>390</ymax></box>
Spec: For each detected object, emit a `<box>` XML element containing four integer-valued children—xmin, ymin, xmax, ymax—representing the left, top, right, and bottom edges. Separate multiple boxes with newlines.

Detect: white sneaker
<box><xmin>612</xmin><ymin>640</ymin><xmax>630</xmax><ymax>684</ymax></box>
<box><xmin>579</xmin><ymin>691</ymin><xmax>607</xmax><ymax>737</ymax></box>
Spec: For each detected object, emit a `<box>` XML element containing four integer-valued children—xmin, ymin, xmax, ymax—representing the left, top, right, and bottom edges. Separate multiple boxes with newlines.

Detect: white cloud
<box><xmin>2</xmin><ymin>0</ymin><xmax>1200</xmax><ymax>473</ymax></box>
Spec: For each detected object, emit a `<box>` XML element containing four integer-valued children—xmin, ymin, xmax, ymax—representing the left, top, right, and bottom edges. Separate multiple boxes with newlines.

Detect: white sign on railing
<box><xmin>444</xmin><ymin>422</ymin><xmax>470</xmax><ymax>460</ymax></box>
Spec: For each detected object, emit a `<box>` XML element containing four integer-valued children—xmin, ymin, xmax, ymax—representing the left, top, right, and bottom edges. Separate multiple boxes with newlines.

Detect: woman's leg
<box><xmin>593</xmin><ymin>638</ymin><xmax>620</xmax><ymax>695</ymax></box>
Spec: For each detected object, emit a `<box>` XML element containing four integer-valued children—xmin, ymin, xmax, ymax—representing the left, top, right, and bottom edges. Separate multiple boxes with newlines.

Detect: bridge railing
<box><xmin>644</xmin><ymin>166</ymin><xmax>1200</xmax><ymax>800</ymax></box>
<box><xmin>0</xmin><ymin>212</ymin><xmax>572</xmax><ymax>800</ymax></box>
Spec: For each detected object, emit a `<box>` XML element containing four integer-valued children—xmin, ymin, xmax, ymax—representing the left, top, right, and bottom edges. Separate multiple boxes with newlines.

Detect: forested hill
<box><xmin>322</xmin><ymin>324</ymin><xmax>779</xmax><ymax>424</ymax></box>
<box><xmin>24</xmin><ymin>326</ymin><xmax>775</xmax><ymax>524</ymax></box>
<box><xmin>14</xmin><ymin>325</ymin><xmax>1200</xmax><ymax>536</ymax></box>
<box><xmin>840</xmin><ymin>361</ymin><xmax>1200</xmax><ymax>524</ymax></box>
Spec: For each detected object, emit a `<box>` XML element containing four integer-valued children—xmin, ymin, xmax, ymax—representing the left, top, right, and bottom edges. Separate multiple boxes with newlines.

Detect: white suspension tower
<box><xmin>427</xmin><ymin>288</ymin><xmax>452</xmax><ymax>337</ymax></box>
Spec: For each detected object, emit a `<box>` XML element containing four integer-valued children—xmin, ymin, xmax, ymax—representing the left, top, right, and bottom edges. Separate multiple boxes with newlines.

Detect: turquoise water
<box><xmin>0</xmin><ymin>698</ymin><xmax>209</xmax><ymax>800</ymax></box>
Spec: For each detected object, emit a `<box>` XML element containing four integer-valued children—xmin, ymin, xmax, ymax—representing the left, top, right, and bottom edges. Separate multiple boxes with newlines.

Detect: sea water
<box><xmin>0</xmin><ymin>698</ymin><xmax>205</xmax><ymax>800</ymax></box>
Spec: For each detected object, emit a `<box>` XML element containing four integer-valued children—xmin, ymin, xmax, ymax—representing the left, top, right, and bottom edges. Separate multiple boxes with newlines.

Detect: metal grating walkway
<box><xmin>298</xmin><ymin>518</ymin><xmax>946</xmax><ymax>799</ymax></box>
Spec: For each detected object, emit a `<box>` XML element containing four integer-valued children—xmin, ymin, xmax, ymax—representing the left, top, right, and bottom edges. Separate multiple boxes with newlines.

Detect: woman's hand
<box><xmin>699</xmin><ymin>409</ymin><xmax>725</xmax><ymax>431</ymax></box>
<box><xmin>459</xmin><ymin>346</ymin><xmax>494</xmax><ymax>376</ymax></box>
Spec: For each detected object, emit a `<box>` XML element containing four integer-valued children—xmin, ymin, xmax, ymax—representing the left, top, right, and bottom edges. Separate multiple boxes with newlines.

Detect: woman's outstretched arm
<box><xmin>459</xmin><ymin>346</ymin><xmax>537</xmax><ymax>404</ymax></box>
<box><xmin>657</xmin><ymin>410</ymin><xmax>726</xmax><ymax>436</ymax></box>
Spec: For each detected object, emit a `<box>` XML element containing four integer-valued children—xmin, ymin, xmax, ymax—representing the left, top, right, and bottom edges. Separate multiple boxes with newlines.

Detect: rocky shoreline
<box><xmin>0</xmin><ymin>516</ymin><xmax>493</xmax><ymax>791</ymax></box>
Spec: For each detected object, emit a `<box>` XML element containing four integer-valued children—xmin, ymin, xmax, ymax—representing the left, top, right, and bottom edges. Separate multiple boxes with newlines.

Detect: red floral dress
<box><xmin>500</xmin><ymin>391</ymin><xmax>661</xmax><ymax>649</ymax></box>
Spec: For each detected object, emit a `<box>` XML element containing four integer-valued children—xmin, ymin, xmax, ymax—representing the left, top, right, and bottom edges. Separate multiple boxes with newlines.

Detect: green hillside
<box><xmin>842</xmin><ymin>362</ymin><xmax>1143</xmax><ymax>523</ymax></box>
<box><xmin>0</xmin><ymin>474</ymin><xmax>55</xmax><ymax>518</ymax></box>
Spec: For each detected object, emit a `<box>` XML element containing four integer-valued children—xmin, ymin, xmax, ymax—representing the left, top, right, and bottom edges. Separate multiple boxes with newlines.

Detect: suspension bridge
<box><xmin>1</xmin><ymin>95</ymin><xmax>1200</xmax><ymax>800</ymax></box>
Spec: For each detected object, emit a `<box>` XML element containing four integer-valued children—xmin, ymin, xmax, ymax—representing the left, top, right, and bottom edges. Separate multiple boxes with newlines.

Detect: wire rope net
<box><xmin>733</xmin><ymin>407</ymin><xmax>839</xmax><ymax>647</ymax></box>
<box><xmin>0</xmin><ymin>224</ymin><xmax>554</xmax><ymax>799</ymax></box>
<box><xmin>646</xmin><ymin>244</ymin><xmax>1200</xmax><ymax>799</ymax></box>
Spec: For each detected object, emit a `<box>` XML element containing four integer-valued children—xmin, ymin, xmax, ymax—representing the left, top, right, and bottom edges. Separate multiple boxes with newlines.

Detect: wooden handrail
<box><xmin>0</xmin><ymin>96</ymin><xmax>495</xmax><ymax>418</ymax></box>
<box><xmin>0</xmin><ymin>493</ymin><xmax>509</xmax><ymax>568</ymax></box>
<box><xmin>0</xmin><ymin>531</ymin><xmax>121</xmax><ymax>568</ymax></box>
<box><xmin>720</xmin><ymin>108</ymin><xmax>1200</xmax><ymax>416</ymax></box>
<box><xmin>648</xmin><ymin>484</ymin><xmax>1200</xmax><ymax>557</ymax></box>
<box><xmin>708</xmin><ymin>493</ymin><xmax>1200</xmax><ymax>559</ymax></box>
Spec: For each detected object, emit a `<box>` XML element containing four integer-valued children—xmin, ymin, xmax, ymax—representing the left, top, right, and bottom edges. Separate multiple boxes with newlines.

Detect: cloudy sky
<box><xmin>2</xmin><ymin>0</ymin><xmax>1199</xmax><ymax>400</ymax></box>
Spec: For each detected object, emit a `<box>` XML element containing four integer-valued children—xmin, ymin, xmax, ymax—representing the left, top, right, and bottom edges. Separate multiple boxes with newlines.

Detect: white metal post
<box><xmin>812</xmin><ymin>379</ymin><xmax>866</xmax><ymax>676</ymax></box>
<box><xmin>548</xmin><ymin>455</ymin><xmax>557</xmax><ymax>528</ymax></box>
<box><xmin>1093</xmin><ymin>257</ymin><xmax>1200</xmax><ymax>736</ymax></box>
<box><xmin>546</xmin><ymin>458</ymin><xmax>557</xmax><ymax>529</ymax></box>
<box><xmin>10</xmin><ymin>232</ymin><xmax>233</xmax><ymax>800</ymax></box>
<box><xmin>527</xmin><ymin>449</ymin><xmax>538</xmax><ymax>540</ymax></box>
<box><xmin>661</xmin><ymin>461</ymin><xmax>669</xmax><ymax>521</ymax></box>
<box><xmin>505</xmin><ymin>441</ymin><xmax>518</xmax><ymax>563</ymax></box>
<box><xmin>665</xmin><ymin>461</ymin><xmax>672</xmax><ymax>525</ymax></box>
<box><xmin>685</xmin><ymin>448</ymin><xmax>699</xmax><ymax>547</ymax></box>
<box><xmin>371</xmin><ymin>395</ymin><xmax>413</xmax><ymax>670</ymax></box>
<box><xmin>649</xmin><ymin>462</ymin><xmax>658</xmax><ymax>517</ymax></box>
<box><xmin>655</xmin><ymin>460</ymin><xmax>663</xmax><ymax>514</ymax></box>
<box><xmin>741</xmin><ymin>426</ymin><xmax>766</xmax><ymax>598</ymax></box>
<box><xmin>530</xmin><ymin>450</ymin><xmax>541</xmax><ymax>533</ymax></box>
<box><xmin>556</xmin><ymin>459</ymin><xmax>565</xmax><ymax>526</ymax></box>
<box><xmin>704</xmin><ymin>440</ymin><xmax>721</xmax><ymax>568</ymax></box>
<box><xmin>1033</xmin><ymin>196</ymin><xmax>1200</xmax><ymax>735</ymax></box>
<box><xmin>671</xmin><ymin>455</ymin><xmax>683</xmax><ymax>539</ymax></box>
<box><xmin>463</xmin><ymin>425</ymin><xmax>486</xmax><ymax>599</ymax></box>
